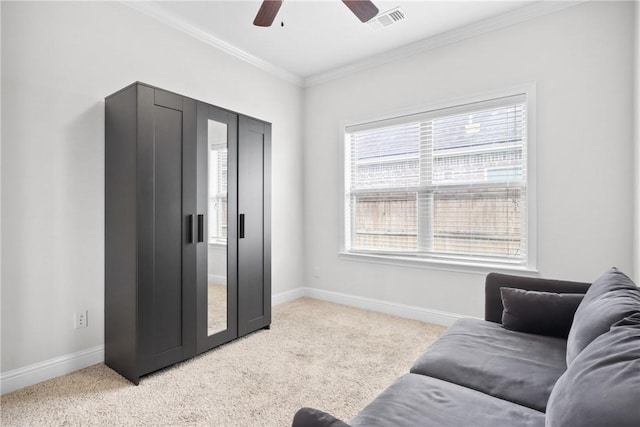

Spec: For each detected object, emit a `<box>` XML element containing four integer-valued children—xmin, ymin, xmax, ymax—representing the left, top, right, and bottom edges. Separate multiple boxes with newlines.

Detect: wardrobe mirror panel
<box><xmin>207</xmin><ymin>119</ymin><xmax>228</xmax><ymax>336</ymax></box>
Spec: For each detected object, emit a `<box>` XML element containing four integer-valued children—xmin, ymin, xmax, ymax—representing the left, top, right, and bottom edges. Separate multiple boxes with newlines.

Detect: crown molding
<box><xmin>121</xmin><ymin>1</ymin><xmax>304</xmax><ymax>87</ymax></box>
<box><xmin>121</xmin><ymin>1</ymin><xmax>585</xmax><ymax>89</ymax></box>
<box><xmin>303</xmin><ymin>1</ymin><xmax>587</xmax><ymax>87</ymax></box>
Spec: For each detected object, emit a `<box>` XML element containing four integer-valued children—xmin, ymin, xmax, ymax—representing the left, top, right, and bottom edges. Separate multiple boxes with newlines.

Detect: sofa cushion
<box><xmin>350</xmin><ymin>373</ymin><xmax>545</xmax><ymax>427</ymax></box>
<box><xmin>566</xmin><ymin>267</ymin><xmax>640</xmax><ymax>364</ymax></box>
<box><xmin>500</xmin><ymin>287</ymin><xmax>583</xmax><ymax>338</ymax></box>
<box><xmin>410</xmin><ymin>318</ymin><xmax>566</xmax><ymax>412</ymax></box>
<box><xmin>546</xmin><ymin>313</ymin><xmax>640</xmax><ymax>427</ymax></box>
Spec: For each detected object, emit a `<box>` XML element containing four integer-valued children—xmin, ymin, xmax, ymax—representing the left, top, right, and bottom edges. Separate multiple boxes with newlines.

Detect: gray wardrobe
<box><xmin>105</xmin><ymin>82</ymin><xmax>271</xmax><ymax>384</ymax></box>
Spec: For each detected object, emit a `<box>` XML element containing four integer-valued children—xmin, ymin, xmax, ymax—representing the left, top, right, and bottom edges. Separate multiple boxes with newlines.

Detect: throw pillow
<box><xmin>546</xmin><ymin>313</ymin><xmax>640</xmax><ymax>427</ymax></box>
<box><xmin>500</xmin><ymin>287</ymin><xmax>583</xmax><ymax>338</ymax></box>
<box><xmin>566</xmin><ymin>267</ymin><xmax>640</xmax><ymax>364</ymax></box>
<box><xmin>580</xmin><ymin>267</ymin><xmax>639</xmax><ymax>304</ymax></box>
<box><xmin>292</xmin><ymin>408</ymin><xmax>351</xmax><ymax>427</ymax></box>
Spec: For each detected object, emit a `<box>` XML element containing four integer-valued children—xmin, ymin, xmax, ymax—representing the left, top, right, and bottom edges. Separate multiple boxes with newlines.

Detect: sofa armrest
<box><xmin>485</xmin><ymin>273</ymin><xmax>591</xmax><ymax>324</ymax></box>
<box><xmin>292</xmin><ymin>408</ymin><xmax>351</xmax><ymax>427</ymax></box>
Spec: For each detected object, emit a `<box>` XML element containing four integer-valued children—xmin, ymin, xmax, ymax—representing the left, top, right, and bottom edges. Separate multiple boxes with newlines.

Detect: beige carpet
<box><xmin>1</xmin><ymin>297</ymin><xmax>447</xmax><ymax>427</ymax></box>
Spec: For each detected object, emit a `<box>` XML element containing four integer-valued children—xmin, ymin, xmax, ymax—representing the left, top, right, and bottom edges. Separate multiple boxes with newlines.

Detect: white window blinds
<box><xmin>344</xmin><ymin>94</ymin><xmax>529</xmax><ymax>266</ymax></box>
<box><xmin>209</xmin><ymin>143</ymin><xmax>228</xmax><ymax>243</ymax></box>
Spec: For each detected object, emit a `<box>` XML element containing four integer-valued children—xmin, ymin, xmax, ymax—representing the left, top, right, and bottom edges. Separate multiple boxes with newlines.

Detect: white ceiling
<box><xmin>126</xmin><ymin>1</ymin><xmax>577</xmax><ymax>85</ymax></box>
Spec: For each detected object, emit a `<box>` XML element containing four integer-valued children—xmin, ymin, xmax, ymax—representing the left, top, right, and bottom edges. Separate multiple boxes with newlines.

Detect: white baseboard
<box><xmin>272</xmin><ymin>287</ymin><xmax>306</xmax><ymax>305</ymax></box>
<box><xmin>0</xmin><ymin>288</ymin><xmax>305</xmax><ymax>395</ymax></box>
<box><xmin>0</xmin><ymin>287</ymin><xmax>466</xmax><ymax>395</ymax></box>
<box><xmin>1</xmin><ymin>345</ymin><xmax>104</xmax><ymax>396</ymax></box>
<box><xmin>301</xmin><ymin>287</ymin><xmax>469</xmax><ymax>327</ymax></box>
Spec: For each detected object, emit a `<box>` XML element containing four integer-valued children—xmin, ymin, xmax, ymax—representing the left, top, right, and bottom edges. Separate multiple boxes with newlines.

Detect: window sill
<box><xmin>338</xmin><ymin>251</ymin><xmax>538</xmax><ymax>276</ymax></box>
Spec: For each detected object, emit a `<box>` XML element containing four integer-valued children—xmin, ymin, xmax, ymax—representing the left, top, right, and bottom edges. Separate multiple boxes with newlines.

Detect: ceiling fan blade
<box><xmin>342</xmin><ymin>0</ymin><xmax>379</xmax><ymax>23</ymax></box>
<box><xmin>253</xmin><ymin>0</ymin><xmax>283</xmax><ymax>27</ymax></box>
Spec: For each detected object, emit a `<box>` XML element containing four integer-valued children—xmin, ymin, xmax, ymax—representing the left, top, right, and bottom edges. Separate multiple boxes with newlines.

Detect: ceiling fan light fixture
<box><xmin>342</xmin><ymin>0</ymin><xmax>379</xmax><ymax>23</ymax></box>
<box><xmin>253</xmin><ymin>0</ymin><xmax>283</xmax><ymax>27</ymax></box>
<box><xmin>252</xmin><ymin>0</ymin><xmax>380</xmax><ymax>27</ymax></box>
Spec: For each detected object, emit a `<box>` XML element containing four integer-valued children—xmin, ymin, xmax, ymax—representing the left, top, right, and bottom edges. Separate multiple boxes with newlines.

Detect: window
<box><xmin>343</xmin><ymin>92</ymin><xmax>534</xmax><ymax>269</ymax></box>
<box><xmin>209</xmin><ymin>142</ymin><xmax>228</xmax><ymax>244</ymax></box>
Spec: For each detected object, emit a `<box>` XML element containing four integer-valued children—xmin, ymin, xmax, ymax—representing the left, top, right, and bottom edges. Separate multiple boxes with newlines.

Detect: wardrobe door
<box><xmin>196</xmin><ymin>103</ymin><xmax>239</xmax><ymax>353</ymax></box>
<box><xmin>137</xmin><ymin>86</ymin><xmax>197</xmax><ymax>375</ymax></box>
<box><xmin>237</xmin><ymin>115</ymin><xmax>271</xmax><ymax>337</ymax></box>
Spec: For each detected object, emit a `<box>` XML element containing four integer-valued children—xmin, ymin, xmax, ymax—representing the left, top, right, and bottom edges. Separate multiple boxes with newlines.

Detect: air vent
<box><xmin>368</xmin><ymin>7</ymin><xmax>406</xmax><ymax>30</ymax></box>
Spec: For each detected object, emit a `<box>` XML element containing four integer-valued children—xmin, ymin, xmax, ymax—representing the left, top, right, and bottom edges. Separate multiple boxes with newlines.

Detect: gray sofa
<box><xmin>292</xmin><ymin>267</ymin><xmax>640</xmax><ymax>427</ymax></box>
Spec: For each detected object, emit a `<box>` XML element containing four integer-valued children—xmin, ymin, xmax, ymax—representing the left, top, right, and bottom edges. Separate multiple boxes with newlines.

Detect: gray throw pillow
<box><xmin>566</xmin><ymin>267</ymin><xmax>640</xmax><ymax>364</ymax></box>
<box><xmin>292</xmin><ymin>408</ymin><xmax>351</xmax><ymax>427</ymax></box>
<box><xmin>500</xmin><ymin>287</ymin><xmax>583</xmax><ymax>338</ymax></box>
<box><xmin>581</xmin><ymin>267</ymin><xmax>639</xmax><ymax>304</ymax></box>
<box><xmin>546</xmin><ymin>313</ymin><xmax>640</xmax><ymax>427</ymax></box>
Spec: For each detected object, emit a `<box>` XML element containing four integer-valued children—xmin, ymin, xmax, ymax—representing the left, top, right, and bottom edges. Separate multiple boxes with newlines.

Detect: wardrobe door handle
<box><xmin>197</xmin><ymin>214</ymin><xmax>204</xmax><ymax>243</ymax></box>
<box><xmin>187</xmin><ymin>214</ymin><xmax>195</xmax><ymax>243</ymax></box>
<box><xmin>239</xmin><ymin>214</ymin><xmax>245</xmax><ymax>239</ymax></box>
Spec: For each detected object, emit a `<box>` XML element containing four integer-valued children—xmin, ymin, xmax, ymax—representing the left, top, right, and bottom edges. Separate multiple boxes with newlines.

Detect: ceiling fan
<box><xmin>253</xmin><ymin>0</ymin><xmax>379</xmax><ymax>27</ymax></box>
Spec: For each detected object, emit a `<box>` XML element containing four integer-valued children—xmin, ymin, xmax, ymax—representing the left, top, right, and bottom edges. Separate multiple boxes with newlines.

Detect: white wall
<box><xmin>1</xmin><ymin>1</ymin><xmax>304</xmax><ymax>374</ymax></box>
<box><xmin>304</xmin><ymin>1</ymin><xmax>636</xmax><ymax>318</ymax></box>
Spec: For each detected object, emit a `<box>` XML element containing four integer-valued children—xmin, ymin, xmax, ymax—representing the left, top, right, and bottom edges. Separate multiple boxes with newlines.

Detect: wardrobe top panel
<box><xmin>105</xmin><ymin>82</ymin><xmax>271</xmax><ymax>126</ymax></box>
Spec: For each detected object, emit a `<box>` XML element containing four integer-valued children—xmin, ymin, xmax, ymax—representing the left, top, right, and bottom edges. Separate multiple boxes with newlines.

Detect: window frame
<box><xmin>338</xmin><ymin>84</ymin><xmax>537</xmax><ymax>273</ymax></box>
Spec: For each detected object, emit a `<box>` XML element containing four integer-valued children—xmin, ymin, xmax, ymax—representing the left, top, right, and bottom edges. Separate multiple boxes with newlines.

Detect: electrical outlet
<box><xmin>74</xmin><ymin>310</ymin><xmax>88</xmax><ymax>329</ymax></box>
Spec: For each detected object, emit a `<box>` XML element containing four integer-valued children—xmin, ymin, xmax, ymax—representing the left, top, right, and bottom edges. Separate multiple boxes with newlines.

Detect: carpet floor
<box><xmin>1</xmin><ymin>297</ymin><xmax>447</xmax><ymax>426</ymax></box>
